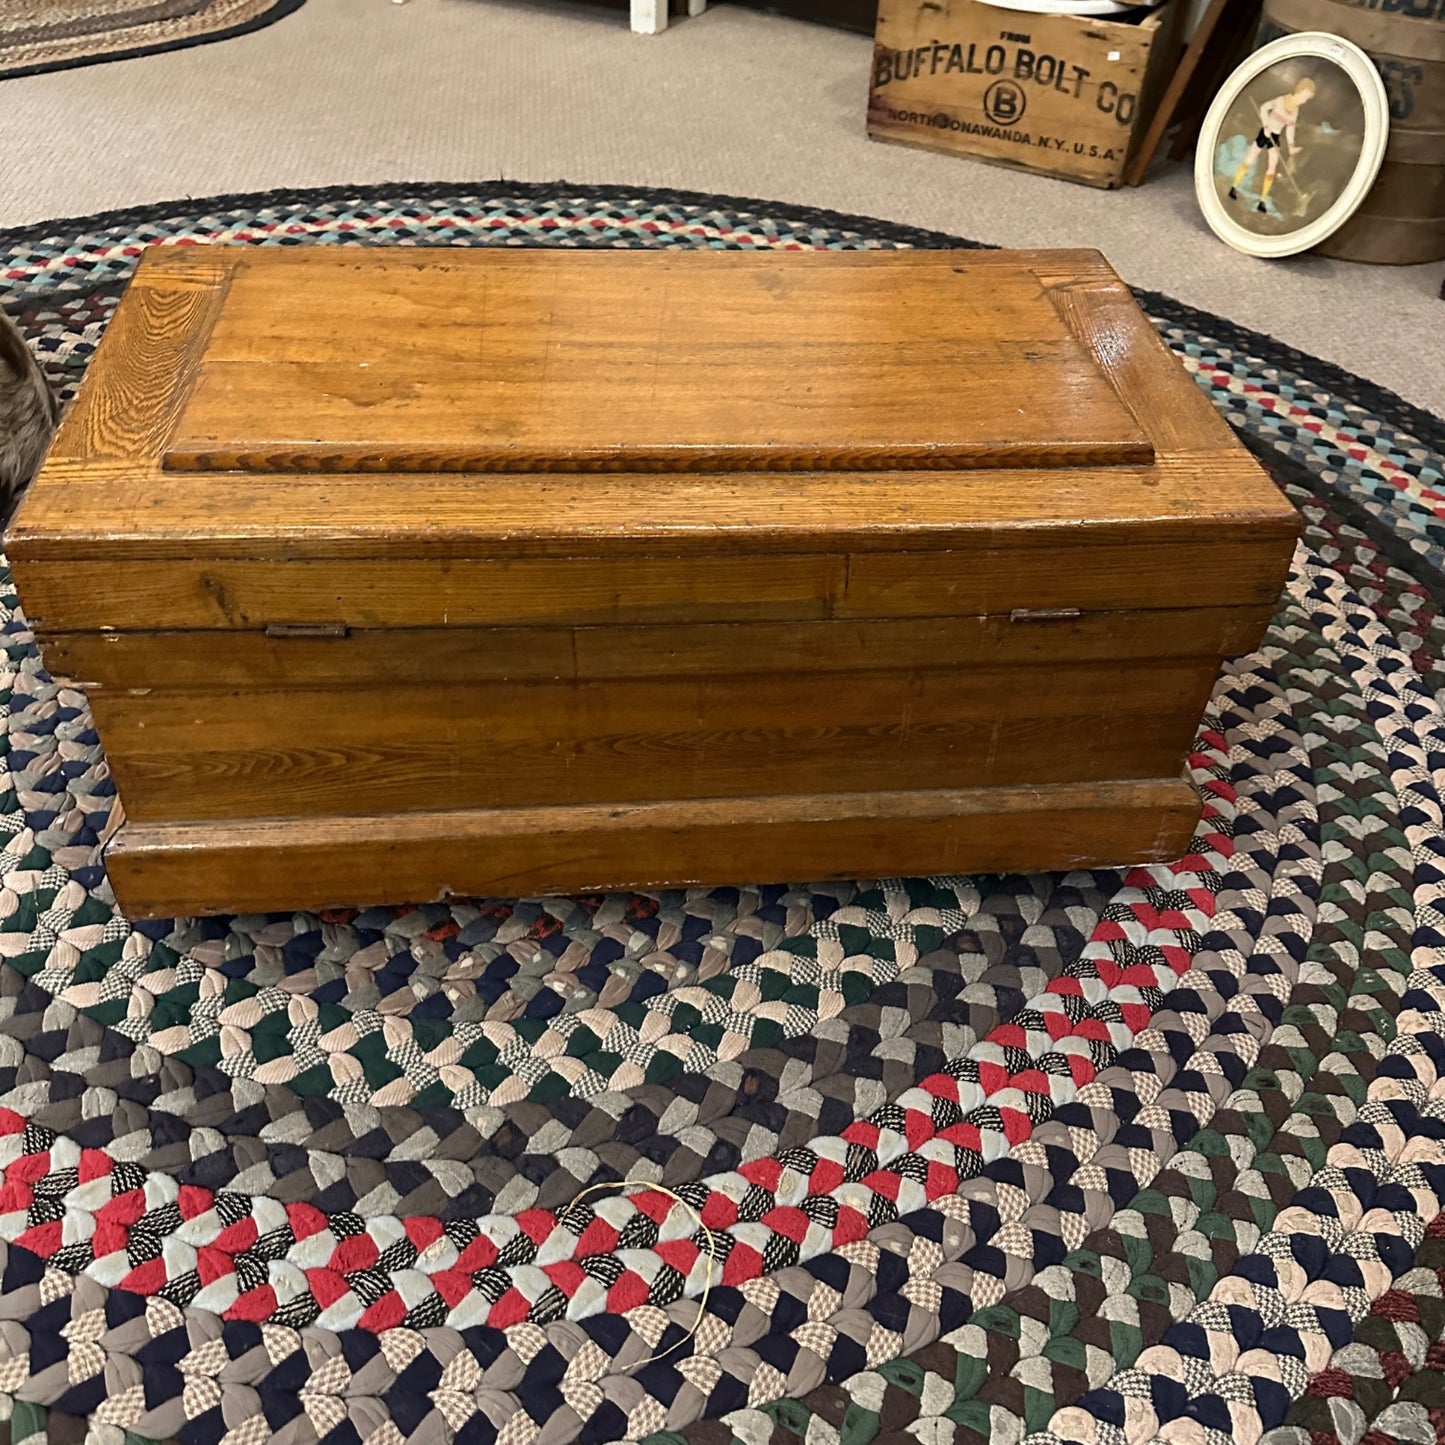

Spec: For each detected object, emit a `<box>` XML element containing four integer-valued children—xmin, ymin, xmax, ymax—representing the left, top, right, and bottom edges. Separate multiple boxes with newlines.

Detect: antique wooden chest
<box><xmin>6</xmin><ymin>245</ymin><xmax>1299</xmax><ymax>917</ymax></box>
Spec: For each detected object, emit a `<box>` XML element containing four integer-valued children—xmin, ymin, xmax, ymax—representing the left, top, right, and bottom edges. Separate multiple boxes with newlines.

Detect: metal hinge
<box><xmin>1009</xmin><ymin>607</ymin><xmax>1082</xmax><ymax>623</ymax></box>
<box><xmin>264</xmin><ymin>622</ymin><xmax>350</xmax><ymax>639</ymax></box>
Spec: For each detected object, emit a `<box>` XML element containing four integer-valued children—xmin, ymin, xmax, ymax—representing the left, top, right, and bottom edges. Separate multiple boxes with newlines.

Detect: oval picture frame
<box><xmin>975</xmin><ymin>0</ymin><xmax>1139</xmax><ymax>17</ymax></box>
<box><xmin>1194</xmin><ymin>31</ymin><xmax>1389</xmax><ymax>259</ymax></box>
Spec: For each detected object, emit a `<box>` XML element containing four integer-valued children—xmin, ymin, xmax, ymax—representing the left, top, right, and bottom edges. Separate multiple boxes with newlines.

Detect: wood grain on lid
<box><xmin>160</xmin><ymin>248</ymin><xmax>1155</xmax><ymax>474</ymax></box>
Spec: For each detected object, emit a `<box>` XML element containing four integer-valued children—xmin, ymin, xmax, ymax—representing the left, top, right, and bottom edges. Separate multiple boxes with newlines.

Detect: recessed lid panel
<box><xmin>161</xmin><ymin>249</ymin><xmax>1153</xmax><ymax>475</ymax></box>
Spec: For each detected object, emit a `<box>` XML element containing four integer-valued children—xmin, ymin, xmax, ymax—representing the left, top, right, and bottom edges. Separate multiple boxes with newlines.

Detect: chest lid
<box><xmin>8</xmin><ymin>245</ymin><xmax>1299</xmax><ymax>633</ymax></box>
<box><xmin>154</xmin><ymin>246</ymin><xmax>1153</xmax><ymax>476</ymax></box>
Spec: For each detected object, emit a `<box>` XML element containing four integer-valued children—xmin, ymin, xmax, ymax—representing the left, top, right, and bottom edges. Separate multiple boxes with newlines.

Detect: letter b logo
<box><xmin>984</xmin><ymin>80</ymin><xmax>1027</xmax><ymax>124</ymax></box>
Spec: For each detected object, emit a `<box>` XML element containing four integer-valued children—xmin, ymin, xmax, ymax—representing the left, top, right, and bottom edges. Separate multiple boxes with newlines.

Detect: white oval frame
<box><xmin>975</xmin><ymin>0</ymin><xmax>1136</xmax><ymax>16</ymax></box>
<box><xmin>1193</xmin><ymin>31</ymin><xmax>1389</xmax><ymax>260</ymax></box>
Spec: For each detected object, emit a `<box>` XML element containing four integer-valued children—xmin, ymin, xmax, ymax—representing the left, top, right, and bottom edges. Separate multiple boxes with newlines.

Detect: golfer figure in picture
<box><xmin>1229</xmin><ymin>78</ymin><xmax>1316</xmax><ymax>213</ymax></box>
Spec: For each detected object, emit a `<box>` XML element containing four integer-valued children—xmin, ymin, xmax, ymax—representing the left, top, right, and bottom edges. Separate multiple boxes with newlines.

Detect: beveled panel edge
<box><xmin>158</xmin><ymin>438</ymin><xmax>1157</xmax><ymax>477</ymax></box>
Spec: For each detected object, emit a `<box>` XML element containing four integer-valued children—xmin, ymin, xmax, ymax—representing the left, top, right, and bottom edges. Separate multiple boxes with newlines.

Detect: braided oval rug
<box><xmin>0</xmin><ymin>183</ymin><xmax>1443</xmax><ymax>1445</ymax></box>
<box><xmin>0</xmin><ymin>0</ymin><xmax>306</xmax><ymax>82</ymax></box>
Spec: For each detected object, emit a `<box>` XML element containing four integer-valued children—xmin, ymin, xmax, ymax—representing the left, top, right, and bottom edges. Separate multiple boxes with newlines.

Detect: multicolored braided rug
<box><xmin>0</xmin><ymin>183</ymin><xmax>1443</xmax><ymax>1445</ymax></box>
<box><xmin>0</xmin><ymin>0</ymin><xmax>306</xmax><ymax>82</ymax></box>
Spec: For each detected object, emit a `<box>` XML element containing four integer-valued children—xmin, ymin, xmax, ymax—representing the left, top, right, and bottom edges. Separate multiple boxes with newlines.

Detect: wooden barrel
<box><xmin>1260</xmin><ymin>0</ymin><xmax>1445</xmax><ymax>263</ymax></box>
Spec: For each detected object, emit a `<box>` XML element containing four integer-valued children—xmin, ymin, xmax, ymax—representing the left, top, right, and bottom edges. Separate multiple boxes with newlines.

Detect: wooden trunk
<box><xmin>6</xmin><ymin>246</ymin><xmax>1299</xmax><ymax>917</ymax></box>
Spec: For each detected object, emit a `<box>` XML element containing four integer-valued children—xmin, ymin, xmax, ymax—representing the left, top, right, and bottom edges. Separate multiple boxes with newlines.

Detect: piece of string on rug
<box><xmin>565</xmin><ymin>1180</ymin><xmax>718</xmax><ymax>1365</ymax></box>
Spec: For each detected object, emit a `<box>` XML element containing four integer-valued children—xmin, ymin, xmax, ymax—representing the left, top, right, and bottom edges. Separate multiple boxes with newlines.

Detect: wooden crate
<box><xmin>7</xmin><ymin>245</ymin><xmax>1299</xmax><ymax>917</ymax></box>
<box><xmin>868</xmin><ymin>0</ymin><xmax>1188</xmax><ymax>187</ymax></box>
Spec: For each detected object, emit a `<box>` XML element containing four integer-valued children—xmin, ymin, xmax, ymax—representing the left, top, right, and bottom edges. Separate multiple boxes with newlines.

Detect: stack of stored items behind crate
<box><xmin>1258</xmin><ymin>0</ymin><xmax>1443</xmax><ymax>262</ymax></box>
<box><xmin>868</xmin><ymin>0</ymin><xmax>1443</xmax><ymax>264</ymax></box>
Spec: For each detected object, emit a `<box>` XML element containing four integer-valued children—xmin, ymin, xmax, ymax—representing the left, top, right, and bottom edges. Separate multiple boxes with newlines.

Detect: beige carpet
<box><xmin>0</xmin><ymin>0</ymin><xmax>305</xmax><ymax>78</ymax></box>
<box><xmin>1</xmin><ymin>0</ymin><xmax>1440</xmax><ymax>415</ymax></box>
